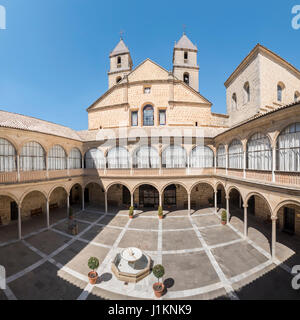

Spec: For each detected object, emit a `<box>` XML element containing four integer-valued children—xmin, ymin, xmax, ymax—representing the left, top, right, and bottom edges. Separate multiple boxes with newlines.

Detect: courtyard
<box><xmin>0</xmin><ymin>205</ymin><xmax>299</xmax><ymax>300</ymax></box>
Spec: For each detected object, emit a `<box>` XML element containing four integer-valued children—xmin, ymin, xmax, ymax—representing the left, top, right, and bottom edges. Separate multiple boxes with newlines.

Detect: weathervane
<box><xmin>120</xmin><ymin>30</ymin><xmax>124</xmax><ymax>40</ymax></box>
<box><xmin>183</xmin><ymin>24</ymin><xmax>186</xmax><ymax>35</ymax></box>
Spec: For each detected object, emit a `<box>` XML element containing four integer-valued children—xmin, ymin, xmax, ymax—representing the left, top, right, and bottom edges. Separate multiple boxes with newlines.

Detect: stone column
<box><xmin>81</xmin><ymin>155</ymin><xmax>84</xmax><ymax>170</ymax></box>
<box><xmin>67</xmin><ymin>157</ymin><xmax>70</xmax><ymax>176</ymax></box>
<box><xmin>18</xmin><ymin>205</ymin><xmax>22</xmax><ymax>240</ymax></box>
<box><xmin>159</xmin><ymin>192</ymin><xmax>162</xmax><ymax>207</ymax></box>
<box><xmin>214</xmin><ymin>155</ymin><xmax>217</xmax><ymax>174</ymax></box>
<box><xmin>46</xmin><ymin>154</ymin><xmax>49</xmax><ymax>179</ymax></box>
<box><xmin>82</xmin><ymin>187</ymin><xmax>85</xmax><ymax>211</ymax></box>
<box><xmin>214</xmin><ymin>191</ymin><xmax>218</xmax><ymax>214</ymax></box>
<box><xmin>225</xmin><ymin>148</ymin><xmax>228</xmax><ymax>175</ymax></box>
<box><xmin>67</xmin><ymin>194</ymin><xmax>70</xmax><ymax>216</ymax></box>
<box><xmin>243</xmin><ymin>204</ymin><xmax>248</xmax><ymax>238</ymax></box>
<box><xmin>271</xmin><ymin>216</ymin><xmax>277</xmax><ymax>260</ymax></box>
<box><xmin>226</xmin><ymin>196</ymin><xmax>230</xmax><ymax>224</ymax></box>
<box><xmin>243</xmin><ymin>150</ymin><xmax>246</xmax><ymax>179</ymax></box>
<box><xmin>46</xmin><ymin>199</ymin><xmax>50</xmax><ymax>229</ymax></box>
<box><xmin>188</xmin><ymin>193</ymin><xmax>191</xmax><ymax>215</ymax></box>
<box><xmin>272</xmin><ymin>146</ymin><xmax>276</xmax><ymax>183</ymax></box>
<box><xmin>131</xmin><ymin>193</ymin><xmax>134</xmax><ymax>207</ymax></box>
<box><xmin>17</xmin><ymin>155</ymin><xmax>20</xmax><ymax>182</ymax></box>
<box><xmin>105</xmin><ymin>191</ymin><xmax>108</xmax><ymax>213</ymax></box>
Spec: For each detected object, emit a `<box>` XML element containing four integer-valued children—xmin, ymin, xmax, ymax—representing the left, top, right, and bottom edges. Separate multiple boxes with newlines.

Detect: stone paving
<box><xmin>0</xmin><ymin>206</ymin><xmax>299</xmax><ymax>300</ymax></box>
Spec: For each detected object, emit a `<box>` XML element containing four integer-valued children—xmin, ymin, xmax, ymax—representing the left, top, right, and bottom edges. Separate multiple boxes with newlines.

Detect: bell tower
<box><xmin>173</xmin><ymin>33</ymin><xmax>199</xmax><ymax>92</ymax></box>
<box><xmin>108</xmin><ymin>36</ymin><xmax>133</xmax><ymax>89</ymax></box>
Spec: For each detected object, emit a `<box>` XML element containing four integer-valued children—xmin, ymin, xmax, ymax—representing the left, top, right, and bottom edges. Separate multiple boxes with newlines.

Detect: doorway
<box><xmin>10</xmin><ymin>201</ymin><xmax>18</xmax><ymax>221</ymax></box>
<box><xmin>283</xmin><ymin>207</ymin><xmax>295</xmax><ymax>234</ymax></box>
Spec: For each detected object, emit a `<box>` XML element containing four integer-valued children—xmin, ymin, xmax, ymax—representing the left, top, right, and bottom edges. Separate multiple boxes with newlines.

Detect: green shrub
<box><xmin>152</xmin><ymin>264</ymin><xmax>165</xmax><ymax>283</ymax></box>
<box><xmin>88</xmin><ymin>257</ymin><xmax>99</xmax><ymax>271</ymax></box>
<box><xmin>221</xmin><ymin>210</ymin><xmax>227</xmax><ymax>222</ymax></box>
<box><xmin>158</xmin><ymin>206</ymin><xmax>163</xmax><ymax>216</ymax></box>
<box><xmin>129</xmin><ymin>206</ymin><xmax>134</xmax><ymax>216</ymax></box>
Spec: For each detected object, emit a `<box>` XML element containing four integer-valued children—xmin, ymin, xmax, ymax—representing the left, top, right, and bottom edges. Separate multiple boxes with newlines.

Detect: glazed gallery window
<box><xmin>48</xmin><ymin>145</ymin><xmax>67</xmax><ymax>170</ymax></box>
<box><xmin>131</xmin><ymin>111</ymin><xmax>138</xmax><ymax>127</ymax></box>
<box><xmin>217</xmin><ymin>144</ymin><xmax>226</xmax><ymax>168</ymax></box>
<box><xmin>162</xmin><ymin>145</ymin><xmax>187</xmax><ymax>168</ymax></box>
<box><xmin>159</xmin><ymin>110</ymin><xmax>166</xmax><ymax>125</ymax></box>
<box><xmin>190</xmin><ymin>146</ymin><xmax>214</xmax><ymax>168</ymax></box>
<box><xmin>277</xmin><ymin>84</ymin><xmax>284</xmax><ymax>102</ymax></box>
<box><xmin>133</xmin><ymin>146</ymin><xmax>159</xmax><ymax>169</ymax></box>
<box><xmin>85</xmin><ymin>148</ymin><xmax>105</xmax><ymax>169</ymax></box>
<box><xmin>228</xmin><ymin>139</ymin><xmax>243</xmax><ymax>169</ymax></box>
<box><xmin>277</xmin><ymin>123</ymin><xmax>300</xmax><ymax>172</ymax></box>
<box><xmin>20</xmin><ymin>141</ymin><xmax>46</xmax><ymax>171</ymax></box>
<box><xmin>247</xmin><ymin>133</ymin><xmax>272</xmax><ymax>171</ymax></box>
<box><xmin>107</xmin><ymin>147</ymin><xmax>130</xmax><ymax>169</ymax></box>
<box><xmin>68</xmin><ymin>148</ymin><xmax>82</xmax><ymax>169</ymax></box>
<box><xmin>0</xmin><ymin>138</ymin><xmax>16</xmax><ymax>172</ymax></box>
<box><xmin>143</xmin><ymin>105</ymin><xmax>154</xmax><ymax>126</ymax></box>
<box><xmin>144</xmin><ymin>87</ymin><xmax>151</xmax><ymax>94</ymax></box>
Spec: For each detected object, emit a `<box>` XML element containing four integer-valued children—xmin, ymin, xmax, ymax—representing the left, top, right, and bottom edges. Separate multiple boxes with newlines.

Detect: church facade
<box><xmin>0</xmin><ymin>34</ymin><xmax>300</xmax><ymax>261</ymax></box>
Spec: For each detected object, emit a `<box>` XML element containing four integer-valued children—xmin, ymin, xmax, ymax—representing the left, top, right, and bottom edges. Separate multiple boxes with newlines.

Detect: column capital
<box><xmin>271</xmin><ymin>215</ymin><xmax>278</xmax><ymax>221</ymax></box>
<box><xmin>243</xmin><ymin>204</ymin><xmax>248</xmax><ymax>208</ymax></box>
<box><xmin>225</xmin><ymin>196</ymin><xmax>230</xmax><ymax>200</ymax></box>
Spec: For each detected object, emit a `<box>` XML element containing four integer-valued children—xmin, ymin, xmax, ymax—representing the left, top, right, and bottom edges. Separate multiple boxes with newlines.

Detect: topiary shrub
<box><xmin>221</xmin><ymin>210</ymin><xmax>227</xmax><ymax>222</ymax></box>
<box><xmin>88</xmin><ymin>257</ymin><xmax>99</xmax><ymax>272</ymax></box>
<box><xmin>129</xmin><ymin>206</ymin><xmax>134</xmax><ymax>216</ymax></box>
<box><xmin>152</xmin><ymin>264</ymin><xmax>165</xmax><ymax>283</ymax></box>
<box><xmin>158</xmin><ymin>206</ymin><xmax>163</xmax><ymax>217</ymax></box>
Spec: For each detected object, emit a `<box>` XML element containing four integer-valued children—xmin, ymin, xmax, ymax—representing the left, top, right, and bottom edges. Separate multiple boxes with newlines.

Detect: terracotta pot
<box><xmin>221</xmin><ymin>220</ymin><xmax>226</xmax><ymax>225</ymax></box>
<box><xmin>88</xmin><ymin>271</ymin><xmax>98</xmax><ymax>285</ymax></box>
<box><xmin>158</xmin><ymin>215</ymin><xmax>163</xmax><ymax>220</ymax></box>
<box><xmin>153</xmin><ymin>282</ymin><xmax>165</xmax><ymax>298</ymax></box>
<box><xmin>129</xmin><ymin>215</ymin><xmax>133</xmax><ymax>219</ymax></box>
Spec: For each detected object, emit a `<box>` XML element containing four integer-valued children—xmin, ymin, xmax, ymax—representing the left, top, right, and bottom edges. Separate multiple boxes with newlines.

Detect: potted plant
<box><xmin>158</xmin><ymin>206</ymin><xmax>163</xmax><ymax>219</ymax></box>
<box><xmin>129</xmin><ymin>206</ymin><xmax>134</xmax><ymax>219</ymax></box>
<box><xmin>68</xmin><ymin>207</ymin><xmax>74</xmax><ymax>220</ymax></box>
<box><xmin>88</xmin><ymin>257</ymin><xmax>99</xmax><ymax>285</ymax></box>
<box><xmin>221</xmin><ymin>210</ymin><xmax>227</xmax><ymax>225</ymax></box>
<box><xmin>152</xmin><ymin>264</ymin><xmax>165</xmax><ymax>298</ymax></box>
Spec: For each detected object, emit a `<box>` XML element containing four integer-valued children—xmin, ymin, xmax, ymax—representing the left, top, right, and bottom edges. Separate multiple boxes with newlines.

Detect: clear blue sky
<box><xmin>0</xmin><ymin>0</ymin><xmax>299</xmax><ymax>131</ymax></box>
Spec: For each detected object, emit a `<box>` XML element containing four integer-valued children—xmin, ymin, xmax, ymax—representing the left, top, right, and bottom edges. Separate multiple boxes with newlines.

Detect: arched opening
<box><xmin>295</xmin><ymin>91</ymin><xmax>300</xmax><ymax>102</ymax></box>
<box><xmin>143</xmin><ymin>105</ymin><xmax>154</xmax><ymax>126</ymax></box>
<box><xmin>85</xmin><ymin>148</ymin><xmax>106</xmax><ymax>169</ymax></box>
<box><xmin>216</xmin><ymin>145</ymin><xmax>226</xmax><ymax>168</ymax></box>
<box><xmin>107</xmin><ymin>183</ymin><xmax>131</xmax><ymax>213</ymax></box>
<box><xmin>68</xmin><ymin>148</ymin><xmax>82</xmax><ymax>169</ymax></box>
<box><xmin>277</xmin><ymin>203</ymin><xmax>300</xmax><ymax>236</ymax></box>
<box><xmin>0</xmin><ymin>138</ymin><xmax>16</xmax><ymax>172</ymax></box>
<box><xmin>133</xmin><ymin>145</ymin><xmax>159</xmax><ymax>169</ymax></box>
<box><xmin>277</xmin><ymin>123</ymin><xmax>300</xmax><ymax>172</ymax></box>
<box><xmin>20</xmin><ymin>141</ymin><xmax>46</xmax><ymax>171</ymax></box>
<box><xmin>48</xmin><ymin>145</ymin><xmax>67</xmax><ymax>170</ymax></box>
<box><xmin>69</xmin><ymin>184</ymin><xmax>83</xmax><ymax>210</ymax></box>
<box><xmin>190</xmin><ymin>183</ymin><xmax>214</xmax><ymax>212</ymax></box>
<box><xmin>183</xmin><ymin>72</ymin><xmax>189</xmax><ymax>85</ymax></box>
<box><xmin>163</xmin><ymin>184</ymin><xmax>188</xmax><ymax>213</ymax></box>
<box><xmin>190</xmin><ymin>146</ymin><xmax>214</xmax><ymax>168</ymax></box>
<box><xmin>107</xmin><ymin>147</ymin><xmax>130</xmax><ymax>169</ymax></box>
<box><xmin>133</xmin><ymin>184</ymin><xmax>159</xmax><ymax>211</ymax></box>
<box><xmin>162</xmin><ymin>145</ymin><xmax>187</xmax><ymax>168</ymax></box>
<box><xmin>243</xmin><ymin>82</ymin><xmax>250</xmax><ymax>104</ymax></box>
<box><xmin>216</xmin><ymin>183</ymin><xmax>226</xmax><ymax>211</ymax></box>
<box><xmin>247</xmin><ymin>133</ymin><xmax>272</xmax><ymax>170</ymax></box>
<box><xmin>49</xmin><ymin>187</ymin><xmax>68</xmax><ymax>224</ymax></box>
<box><xmin>84</xmin><ymin>182</ymin><xmax>105</xmax><ymax>210</ymax></box>
<box><xmin>277</xmin><ymin>82</ymin><xmax>285</xmax><ymax>102</ymax></box>
<box><xmin>117</xmin><ymin>56</ymin><xmax>121</xmax><ymax>65</ymax></box>
<box><xmin>21</xmin><ymin>190</ymin><xmax>47</xmax><ymax>236</ymax></box>
<box><xmin>228</xmin><ymin>139</ymin><xmax>243</xmax><ymax>169</ymax></box>
<box><xmin>0</xmin><ymin>195</ymin><xmax>19</xmax><ymax>243</ymax></box>
<box><xmin>231</xmin><ymin>93</ymin><xmax>237</xmax><ymax>111</ymax></box>
<box><xmin>228</xmin><ymin>188</ymin><xmax>243</xmax><ymax>224</ymax></box>
<box><xmin>116</xmin><ymin>76</ymin><xmax>122</xmax><ymax>84</ymax></box>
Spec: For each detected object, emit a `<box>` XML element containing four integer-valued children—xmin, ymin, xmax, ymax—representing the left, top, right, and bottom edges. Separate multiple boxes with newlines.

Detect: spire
<box><xmin>175</xmin><ymin>34</ymin><xmax>197</xmax><ymax>50</ymax></box>
<box><xmin>110</xmin><ymin>38</ymin><xmax>129</xmax><ymax>57</ymax></box>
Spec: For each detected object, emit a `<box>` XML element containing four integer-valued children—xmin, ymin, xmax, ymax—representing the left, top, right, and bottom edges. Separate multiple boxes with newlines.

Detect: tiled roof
<box><xmin>0</xmin><ymin>110</ymin><xmax>82</xmax><ymax>141</ymax></box>
<box><xmin>110</xmin><ymin>39</ymin><xmax>129</xmax><ymax>57</ymax></box>
<box><xmin>175</xmin><ymin>34</ymin><xmax>197</xmax><ymax>50</ymax></box>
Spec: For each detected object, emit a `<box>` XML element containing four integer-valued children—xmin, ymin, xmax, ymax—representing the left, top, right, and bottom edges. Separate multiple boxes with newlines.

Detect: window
<box><xmin>133</xmin><ymin>146</ymin><xmax>159</xmax><ymax>168</ymax></box>
<box><xmin>0</xmin><ymin>138</ymin><xmax>16</xmax><ymax>172</ymax></box>
<box><xmin>116</xmin><ymin>76</ymin><xmax>122</xmax><ymax>84</ymax></box>
<box><xmin>69</xmin><ymin>148</ymin><xmax>82</xmax><ymax>169</ymax></box>
<box><xmin>107</xmin><ymin>147</ymin><xmax>130</xmax><ymax>169</ymax></box>
<box><xmin>117</xmin><ymin>56</ymin><xmax>121</xmax><ymax>65</ymax></box>
<box><xmin>232</xmin><ymin>93</ymin><xmax>237</xmax><ymax>111</ymax></box>
<box><xmin>183</xmin><ymin>73</ymin><xmax>189</xmax><ymax>85</ymax></box>
<box><xmin>162</xmin><ymin>145</ymin><xmax>187</xmax><ymax>168</ymax></box>
<box><xmin>228</xmin><ymin>139</ymin><xmax>243</xmax><ymax>169</ymax></box>
<box><xmin>85</xmin><ymin>148</ymin><xmax>105</xmax><ymax>169</ymax></box>
<box><xmin>247</xmin><ymin>133</ymin><xmax>272</xmax><ymax>170</ymax></box>
<box><xmin>131</xmin><ymin>111</ymin><xmax>138</xmax><ymax>127</ymax></box>
<box><xmin>277</xmin><ymin>83</ymin><xmax>285</xmax><ymax>102</ymax></box>
<box><xmin>243</xmin><ymin>82</ymin><xmax>250</xmax><ymax>104</ymax></box>
<box><xmin>184</xmin><ymin>51</ymin><xmax>188</xmax><ymax>61</ymax></box>
<box><xmin>143</xmin><ymin>105</ymin><xmax>154</xmax><ymax>126</ymax></box>
<box><xmin>144</xmin><ymin>87</ymin><xmax>151</xmax><ymax>94</ymax></box>
<box><xmin>48</xmin><ymin>145</ymin><xmax>67</xmax><ymax>170</ymax></box>
<box><xmin>277</xmin><ymin>123</ymin><xmax>300</xmax><ymax>172</ymax></box>
<box><xmin>159</xmin><ymin>110</ymin><xmax>166</xmax><ymax>125</ymax></box>
<box><xmin>190</xmin><ymin>146</ymin><xmax>214</xmax><ymax>168</ymax></box>
<box><xmin>217</xmin><ymin>145</ymin><xmax>226</xmax><ymax>168</ymax></box>
<box><xmin>20</xmin><ymin>142</ymin><xmax>45</xmax><ymax>171</ymax></box>
<box><xmin>295</xmin><ymin>91</ymin><xmax>300</xmax><ymax>102</ymax></box>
